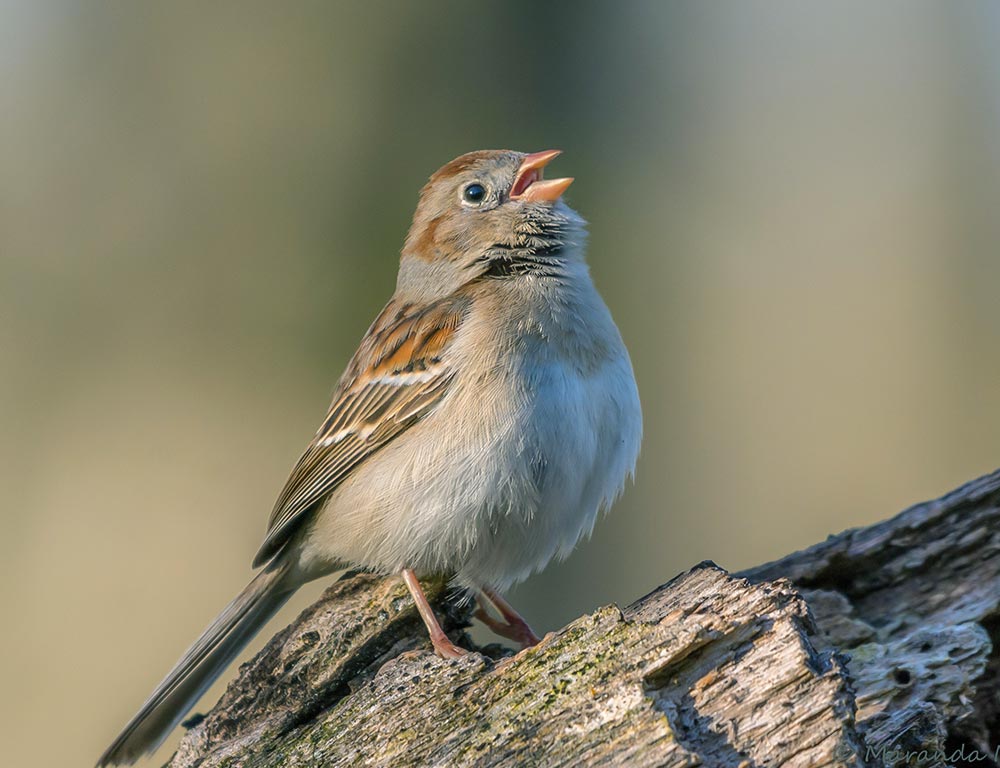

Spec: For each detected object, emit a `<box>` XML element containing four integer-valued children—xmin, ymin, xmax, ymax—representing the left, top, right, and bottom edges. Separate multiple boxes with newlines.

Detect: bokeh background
<box><xmin>4</xmin><ymin>2</ymin><xmax>1000</xmax><ymax>765</ymax></box>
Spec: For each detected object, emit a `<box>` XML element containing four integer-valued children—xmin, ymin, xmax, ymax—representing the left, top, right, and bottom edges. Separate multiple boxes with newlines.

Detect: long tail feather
<box><xmin>97</xmin><ymin>564</ymin><xmax>294</xmax><ymax>766</ymax></box>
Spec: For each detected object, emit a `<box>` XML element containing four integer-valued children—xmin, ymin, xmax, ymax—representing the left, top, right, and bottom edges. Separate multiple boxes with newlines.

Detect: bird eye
<box><xmin>462</xmin><ymin>182</ymin><xmax>487</xmax><ymax>205</ymax></box>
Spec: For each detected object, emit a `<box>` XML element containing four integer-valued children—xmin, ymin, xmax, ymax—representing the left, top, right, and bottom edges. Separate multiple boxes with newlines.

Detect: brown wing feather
<box><xmin>252</xmin><ymin>294</ymin><xmax>469</xmax><ymax>567</ymax></box>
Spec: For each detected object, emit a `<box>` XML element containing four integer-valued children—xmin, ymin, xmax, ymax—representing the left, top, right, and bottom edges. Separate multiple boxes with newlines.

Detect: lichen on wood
<box><xmin>169</xmin><ymin>469</ymin><xmax>1000</xmax><ymax>767</ymax></box>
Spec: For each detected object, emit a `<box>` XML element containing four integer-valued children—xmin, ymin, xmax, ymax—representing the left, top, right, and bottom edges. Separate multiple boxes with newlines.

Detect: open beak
<box><xmin>509</xmin><ymin>149</ymin><xmax>574</xmax><ymax>202</ymax></box>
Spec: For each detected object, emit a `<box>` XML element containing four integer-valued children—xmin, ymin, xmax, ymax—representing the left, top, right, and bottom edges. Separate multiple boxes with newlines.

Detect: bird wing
<box><xmin>252</xmin><ymin>294</ymin><xmax>470</xmax><ymax>567</ymax></box>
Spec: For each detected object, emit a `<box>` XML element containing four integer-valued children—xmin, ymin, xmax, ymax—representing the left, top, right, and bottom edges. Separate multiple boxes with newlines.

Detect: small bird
<box><xmin>98</xmin><ymin>149</ymin><xmax>642</xmax><ymax>766</ymax></box>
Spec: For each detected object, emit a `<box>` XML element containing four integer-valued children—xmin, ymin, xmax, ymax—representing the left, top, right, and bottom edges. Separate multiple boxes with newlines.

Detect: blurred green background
<box><xmin>3</xmin><ymin>2</ymin><xmax>1000</xmax><ymax>765</ymax></box>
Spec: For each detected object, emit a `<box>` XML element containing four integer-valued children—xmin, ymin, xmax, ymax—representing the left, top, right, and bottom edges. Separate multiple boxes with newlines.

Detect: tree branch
<box><xmin>169</xmin><ymin>469</ymin><xmax>1000</xmax><ymax>767</ymax></box>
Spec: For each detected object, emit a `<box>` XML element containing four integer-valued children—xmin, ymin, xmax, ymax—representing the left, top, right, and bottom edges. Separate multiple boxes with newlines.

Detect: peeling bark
<box><xmin>170</xmin><ymin>469</ymin><xmax>1000</xmax><ymax>767</ymax></box>
<box><xmin>744</xmin><ymin>470</ymin><xmax>1000</xmax><ymax>765</ymax></box>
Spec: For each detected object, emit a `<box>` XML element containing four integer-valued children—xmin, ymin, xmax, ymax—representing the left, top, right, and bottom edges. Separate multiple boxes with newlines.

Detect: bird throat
<box><xmin>479</xmin><ymin>243</ymin><xmax>565</xmax><ymax>279</ymax></box>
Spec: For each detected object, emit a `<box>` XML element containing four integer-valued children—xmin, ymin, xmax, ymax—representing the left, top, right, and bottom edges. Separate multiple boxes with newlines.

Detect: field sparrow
<box><xmin>98</xmin><ymin>149</ymin><xmax>642</xmax><ymax>765</ymax></box>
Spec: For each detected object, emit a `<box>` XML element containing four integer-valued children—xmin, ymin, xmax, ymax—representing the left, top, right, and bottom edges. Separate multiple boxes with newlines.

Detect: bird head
<box><xmin>398</xmin><ymin>149</ymin><xmax>584</xmax><ymax>296</ymax></box>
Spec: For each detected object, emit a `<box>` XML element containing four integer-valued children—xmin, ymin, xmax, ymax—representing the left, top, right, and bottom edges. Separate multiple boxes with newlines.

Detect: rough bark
<box><xmin>169</xmin><ymin>469</ymin><xmax>1000</xmax><ymax>767</ymax></box>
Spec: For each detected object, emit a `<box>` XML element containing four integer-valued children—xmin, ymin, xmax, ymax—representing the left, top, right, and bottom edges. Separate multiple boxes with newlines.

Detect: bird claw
<box><xmin>474</xmin><ymin>606</ymin><xmax>541</xmax><ymax>649</ymax></box>
<box><xmin>431</xmin><ymin>634</ymin><xmax>468</xmax><ymax>660</ymax></box>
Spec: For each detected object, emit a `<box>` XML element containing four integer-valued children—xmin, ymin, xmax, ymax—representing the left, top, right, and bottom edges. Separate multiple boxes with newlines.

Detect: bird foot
<box><xmin>474</xmin><ymin>606</ymin><xmax>541</xmax><ymax>649</ymax></box>
<box><xmin>430</xmin><ymin>633</ymin><xmax>468</xmax><ymax>660</ymax></box>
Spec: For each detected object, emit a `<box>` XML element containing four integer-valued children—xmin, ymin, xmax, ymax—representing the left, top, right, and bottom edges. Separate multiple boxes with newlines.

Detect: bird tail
<box><xmin>97</xmin><ymin>563</ymin><xmax>294</xmax><ymax>766</ymax></box>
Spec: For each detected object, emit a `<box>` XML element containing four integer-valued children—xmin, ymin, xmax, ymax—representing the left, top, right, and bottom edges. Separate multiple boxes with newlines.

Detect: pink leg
<box><xmin>474</xmin><ymin>586</ymin><xmax>541</xmax><ymax>649</ymax></box>
<box><xmin>401</xmin><ymin>569</ymin><xmax>467</xmax><ymax>659</ymax></box>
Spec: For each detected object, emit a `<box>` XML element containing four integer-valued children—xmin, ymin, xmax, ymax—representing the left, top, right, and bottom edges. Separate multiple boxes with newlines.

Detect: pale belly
<box><xmin>294</xmin><ymin>348</ymin><xmax>641</xmax><ymax>592</ymax></box>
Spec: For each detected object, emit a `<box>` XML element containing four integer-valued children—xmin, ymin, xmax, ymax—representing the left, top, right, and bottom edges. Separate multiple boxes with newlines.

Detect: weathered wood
<box><xmin>744</xmin><ymin>470</ymin><xmax>1000</xmax><ymax>764</ymax></box>
<box><xmin>169</xmin><ymin>470</ymin><xmax>1000</xmax><ymax>767</ymax></box>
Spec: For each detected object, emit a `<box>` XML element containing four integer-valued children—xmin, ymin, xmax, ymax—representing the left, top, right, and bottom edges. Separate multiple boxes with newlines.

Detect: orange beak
<box><xmin>509</xmin><ymin>149</ymin><xmax>574</xmax><ymax>202</ymax></box>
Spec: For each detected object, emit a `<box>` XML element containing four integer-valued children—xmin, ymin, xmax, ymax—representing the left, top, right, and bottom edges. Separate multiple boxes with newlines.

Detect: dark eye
<box><xmin>462</xmin><ymin>182</ymin><xmax>486</xmax><ymax>205</ymax></box>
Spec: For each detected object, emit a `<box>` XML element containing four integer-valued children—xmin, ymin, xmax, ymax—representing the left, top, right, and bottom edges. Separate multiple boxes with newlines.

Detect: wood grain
<box><xmin>170</xmin><ymin>469</ymin><xmax>1000</xmax><ymax>767</ymax></box>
